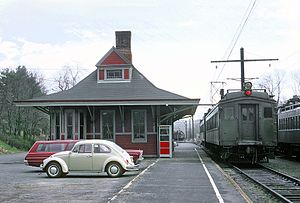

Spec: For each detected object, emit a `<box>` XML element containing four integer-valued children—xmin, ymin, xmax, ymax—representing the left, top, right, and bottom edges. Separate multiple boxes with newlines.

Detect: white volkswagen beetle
<box><xmin>41</xmin><ymin>140</ymin><xmax>139</xmax><ymax>178</ymax></box>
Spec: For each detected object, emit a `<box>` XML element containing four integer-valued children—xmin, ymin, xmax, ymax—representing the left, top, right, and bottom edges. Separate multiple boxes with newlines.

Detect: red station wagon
<box><xmin>24</xmin><ymin>140</ymin><xmax>78</xmax><ymax>167</ymax></box>
<box><xmin>24</xmin><ymin>140</ymin><xmax>143</xmax><ymax>167</ymax></box>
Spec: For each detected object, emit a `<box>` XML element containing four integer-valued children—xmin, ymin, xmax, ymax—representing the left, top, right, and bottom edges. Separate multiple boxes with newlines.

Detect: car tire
<box><xmin>106</xmin><ymin>162</ymin><xmax>124</xmax><ymax>178</ymax></box>
<box><xmin>46</xmin><ymin>162</ymin><xmax>63</xmax><ymax>178</ymax></box>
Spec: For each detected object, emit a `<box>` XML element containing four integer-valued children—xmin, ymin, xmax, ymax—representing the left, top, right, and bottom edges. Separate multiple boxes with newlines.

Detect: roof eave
<box><xmin>15</xmin><ymin>99</ymin><xmax>200</xmax><ymax>107</ymax></box>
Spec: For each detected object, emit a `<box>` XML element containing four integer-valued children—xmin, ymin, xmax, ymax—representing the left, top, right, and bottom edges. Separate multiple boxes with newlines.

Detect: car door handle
<box><xmin>86</xmin><ymin>155</ymin><xmax>92</xmax><ymax>158</ymax></box>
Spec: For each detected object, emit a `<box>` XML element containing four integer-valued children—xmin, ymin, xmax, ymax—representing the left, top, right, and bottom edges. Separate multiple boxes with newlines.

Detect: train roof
<box><xmin>278</xmin><ymin>102</ymin><xmax>300</xmax><ymax>113</ymax></box>
<box><xmin>220</xmin><ymin>89</ymin><xmax>275</xmax><ymax>102</ymax></box>
<box><xmin>203</xmin><ymin>89</ymin><xmax>275</xmax><ymax>118</ymax></box>
<box><xmin>278</xmin><ymin>95</ymin><xmax>300</xmax><ymax>111</ymax></box>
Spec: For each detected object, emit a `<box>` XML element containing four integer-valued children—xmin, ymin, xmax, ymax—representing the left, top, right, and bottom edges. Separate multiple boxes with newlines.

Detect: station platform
<box><xmin>111</xmin><ymin>142</ymin><xmax>247</xmax><ymax>203</ymax></box>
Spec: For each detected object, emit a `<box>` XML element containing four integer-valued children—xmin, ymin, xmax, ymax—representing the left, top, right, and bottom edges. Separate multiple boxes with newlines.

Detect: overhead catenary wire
<box><xmin>215</xmin><ymin>0</ymin><xmax>257</xmax><ymax>82</ymax></box>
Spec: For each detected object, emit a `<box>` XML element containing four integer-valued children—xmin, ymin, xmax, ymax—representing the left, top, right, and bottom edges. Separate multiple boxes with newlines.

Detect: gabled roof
<box><xmin>95</xmin><ymin>47</ymin><xmax>131</xmax><ymax>66</ymax></box>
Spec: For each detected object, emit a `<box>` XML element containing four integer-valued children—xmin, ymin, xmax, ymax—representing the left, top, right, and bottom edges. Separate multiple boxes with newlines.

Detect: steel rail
<box><xmin>232</xmin><ymin>165</ymin><xmax>293</xmax><ymax>203</ymax></box>
<box><xmin>259</xmin><ymin>164</ymin><xmax>300</xmax><ymax>185</ymax></box>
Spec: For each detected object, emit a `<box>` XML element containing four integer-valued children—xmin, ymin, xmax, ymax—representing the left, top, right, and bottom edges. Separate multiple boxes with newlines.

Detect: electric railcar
<box><xmin>200</xmin><ymin>89</ymin><xmax>277</xmax><ymax>163</ymax></box>
<box><xmin>277</xmin><ymin>96</ymin><xmax>300</xmax><ymax>158</ymax></box>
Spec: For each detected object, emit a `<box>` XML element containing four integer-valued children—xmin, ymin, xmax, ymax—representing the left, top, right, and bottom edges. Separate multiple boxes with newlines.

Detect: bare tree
<box><xmin>52</xmin><ymin>66</ymin><xmax>81</xmax><ymax>92</ymax></box>
<box><xmin>256</xmin><ymin>69</ymin><xmax>285</xmax><ymax>105</ymax></box>
<box><xmin>290</xmin><ymin>69</ymin><xmax>300</xmax><ymax>95</ymax></box>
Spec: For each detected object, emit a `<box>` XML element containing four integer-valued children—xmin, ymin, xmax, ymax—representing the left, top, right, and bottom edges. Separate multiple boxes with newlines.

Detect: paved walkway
<box><xmin>110</xmin><ymin>142</ymin><xmax>246</xmax><ymax>203</ymax></box>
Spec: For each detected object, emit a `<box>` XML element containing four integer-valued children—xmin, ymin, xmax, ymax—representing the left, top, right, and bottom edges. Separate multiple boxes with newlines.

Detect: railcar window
<box><xmin>279</xmin><ymin>119</ymin><xmax>282</xmax><ymax>130</ymax></box>
<box><xmin>242</xmin><ymin>108</ymin><xmax>247</xmax><ymax>120</ymax></box>
<box><xmin>280</xmin><ymin>116</ymin><xmax>300</xmax><ymax>130</ymax></box>
<box><xmin>279</xmin><ymin>119</ymin><xmax>283</xmax><ymax>130</ymax></box>
<box><xmin>224</xmin><ymin>107</ymin><xmax>234</xmax><ymax>120</ymax></box>
<box><xmin>241</xmin><ymin>105</ymin><xmax>255</xmax><ymax>121</ymax></box>
<box><xmin>249</xmin><ymin>108</ymin><xmax>254</xmax><ymax>121</ymax></box>
<box><xmin>292</xmin><ymin>117</ymin><xmax>296</xmax><ymax>129</ymax></box>
<box><xmin>264</xmin><ymin>107</ymin><xmax>273</xmax><ymax>118</ymax></box>
<box><xmin>200</xmin><ymin>124</ymin><xmax>204</xmax><ymax>133</ymax></box>
<box><xmin>207</xmin><ymin>114</ymin><xmax>218</xmax><ymax>130</ymax></box>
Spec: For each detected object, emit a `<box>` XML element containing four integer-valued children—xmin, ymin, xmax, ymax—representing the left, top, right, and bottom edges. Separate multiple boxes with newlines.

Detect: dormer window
<box><xmin>95</xmin><ymin>45</ymin><xmax>132</xmax><ymax>83</ymax></box>
<box><xmin>106</xmin><ymin>69</ymin><xmax>122</xmax><ymax>80</ymax></box>
<box><xmin>98</xmin><ymin>66</ymin><xmax>131</xmax><ymax>83</ymax></box>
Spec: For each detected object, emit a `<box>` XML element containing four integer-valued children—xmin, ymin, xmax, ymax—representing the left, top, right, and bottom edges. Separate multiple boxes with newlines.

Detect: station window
<box><xmin>55</xmin><ymin>112</ymin><xmax>60</xmax><ymax>139</ymax></box>
<box><xmin>264</xmin><ymin>107</ymin><xmax>273</xmax><ymax>118</ymax></box>
<box><xmin>132</xmin><ymin>110</ymin><xmax>147</xmax><ymax>142</ymax></box>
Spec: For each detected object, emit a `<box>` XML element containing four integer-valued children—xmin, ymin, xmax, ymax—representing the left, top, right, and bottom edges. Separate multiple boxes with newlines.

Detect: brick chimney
<box><xmin>115</xmin><ymin>31</ymin><xmax>132</xmax><ymax>63</ymax></box>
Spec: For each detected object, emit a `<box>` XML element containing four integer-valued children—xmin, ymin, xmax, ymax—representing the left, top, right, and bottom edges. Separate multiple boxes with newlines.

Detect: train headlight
<box><xmin>243</xmin><ymin>82</ymin><xmax>252</xmax><ymax>96</ymax></box>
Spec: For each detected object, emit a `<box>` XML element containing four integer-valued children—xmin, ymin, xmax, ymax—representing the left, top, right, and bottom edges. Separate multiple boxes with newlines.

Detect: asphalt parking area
<box><xmin>0</xmin><ymin>153</ymin><xmax>157</xmax><ymax>203</ymax></box>
<box><xmin>0</xmin><ymin>144</ymin><xmax>246</xmax><ymax>203</ymax></box>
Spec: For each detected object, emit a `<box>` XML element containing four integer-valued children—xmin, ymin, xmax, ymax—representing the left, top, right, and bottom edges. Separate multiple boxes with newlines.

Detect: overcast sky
<box><xmin>0</xmin><ymin>0</ymin><xmax>299</xmax><ymax>116</ymax></box>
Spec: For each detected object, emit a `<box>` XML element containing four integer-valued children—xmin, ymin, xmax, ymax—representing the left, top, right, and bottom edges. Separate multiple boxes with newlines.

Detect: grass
<box><xmin>0</xmin><ymin>140</ymin><xmax>21</xmax><ymax>154</ymax></box>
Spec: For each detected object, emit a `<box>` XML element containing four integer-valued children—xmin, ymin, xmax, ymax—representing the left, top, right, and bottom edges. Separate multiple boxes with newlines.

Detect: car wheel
<box><xmin>106</xmin><ymin>162</ymin><xmax>124</xmax><ymax>177</ymax></box>
<box><xmin>46</xmin><ymin>162</ymin><xmax>63</xmax><ymax>178</ymax></box>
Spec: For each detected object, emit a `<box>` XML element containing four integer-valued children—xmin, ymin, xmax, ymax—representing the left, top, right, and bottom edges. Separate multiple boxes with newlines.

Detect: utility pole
<box><xmin>211</xmin><ymin>47</ymin><xmax>279</xmax><ymax>90</ymax></box>
<box><xmin>241</xmin><ymin>48</ymin><xmax>245</xmax><ymax>89</ymax></box>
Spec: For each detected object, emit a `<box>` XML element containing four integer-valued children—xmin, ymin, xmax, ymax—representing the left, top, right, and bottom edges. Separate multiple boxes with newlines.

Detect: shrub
<box><xmin>2</xmin><ymin>136</ymin><xmax>35</xmax><ymax>151</ymax></box>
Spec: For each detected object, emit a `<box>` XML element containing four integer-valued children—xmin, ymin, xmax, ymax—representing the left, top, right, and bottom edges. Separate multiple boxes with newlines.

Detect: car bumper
<box><xmin>125</xmin><ymin>164</ymin><xmax>139</xmax><ymax>171</ymax></box>
<box><xmin>40</xmin><ymin>163</ymin><xmax>46</xmax><ymax>171</ymax></box>
<box><xmin>24</xmin><ymin>160</ymin><xmax>29</xmax><ymax>166</ymax></box>
<box><xmin>137</xmin><ymin>156</ymin><xmax>144</xmax><ymax>162</ymax></box>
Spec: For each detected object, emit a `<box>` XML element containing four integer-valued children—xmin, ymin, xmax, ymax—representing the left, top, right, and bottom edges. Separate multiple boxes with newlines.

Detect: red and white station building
<box><xmin>15</xmin><ymin>31</ymin><xmax>200</xmax><ymax>157</ymax></box>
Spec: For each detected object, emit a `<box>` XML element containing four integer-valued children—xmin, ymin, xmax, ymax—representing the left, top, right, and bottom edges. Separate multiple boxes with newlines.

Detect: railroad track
<box><xmin>233</xmin><ymin>164</ymin><xmax>300</xmax><ymax>203</ymax></box>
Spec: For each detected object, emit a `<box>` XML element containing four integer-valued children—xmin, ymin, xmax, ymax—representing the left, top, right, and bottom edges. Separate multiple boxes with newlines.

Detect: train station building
<box><xmin>15</xmin><ymin>31</ymin><xmax>200</xmax><ymax>157</ymax></box>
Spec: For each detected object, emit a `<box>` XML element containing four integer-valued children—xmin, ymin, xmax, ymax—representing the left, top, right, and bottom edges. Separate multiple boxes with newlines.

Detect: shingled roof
<box><xmin>15</xmin><ymin>62</ymin><xmax>199</xmax><ymax>106</ymax></box>
<box><xmin>15</xmin><ymin>31</ymin><xmax>200</xmax><ymax>110</ymax></box>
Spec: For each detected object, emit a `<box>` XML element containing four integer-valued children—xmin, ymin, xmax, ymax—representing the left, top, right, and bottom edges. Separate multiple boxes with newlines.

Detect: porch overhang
<box><xmin>159</xmin><ymin>105</ymin><xmax>198</xmax><ymax>123</ymax></box>
<box><xmin>15</xmin><ymin>98</ymin><xmax>200</xmax><ymax>107</ymax></box>
<box><xmin>14</xmin><ymin>98</ymin><xmax>200</xmax><ymax>118</ymax></box>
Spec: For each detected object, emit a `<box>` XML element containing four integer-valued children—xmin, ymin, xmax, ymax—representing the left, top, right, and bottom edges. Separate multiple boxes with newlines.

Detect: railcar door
<box><xmin>240</xmin><ymin>104</ymin><xmax>257</xmax><ymax>141</ymax></box>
